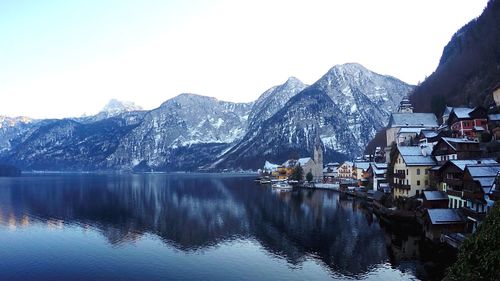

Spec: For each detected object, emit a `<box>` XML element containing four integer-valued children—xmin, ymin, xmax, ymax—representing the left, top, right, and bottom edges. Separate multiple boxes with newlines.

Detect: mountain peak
<box><xmin>101</xmin><ymin>99</ymin><xmax>142</xmax><ymax>115</ymax></box>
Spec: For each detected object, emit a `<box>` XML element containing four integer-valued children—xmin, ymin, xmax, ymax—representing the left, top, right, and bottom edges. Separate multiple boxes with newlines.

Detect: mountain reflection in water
<box><xmin>0</xmin><ymin>174</ymin><xmax>448</xmax><ymax>280</ymax></box>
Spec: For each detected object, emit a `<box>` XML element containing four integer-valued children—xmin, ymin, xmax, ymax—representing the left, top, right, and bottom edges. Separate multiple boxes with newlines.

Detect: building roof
<box><xmin>263</xmin><ymin>161</ymin><xmax>279</xmax><ymax>171</ymax></box>
<box><xmin>397</xmin><ymin>146</ymin><xmax>436</xmax><ymax>166</ymax></box>
<box><xmin>465</xmin><ymin>164</ymin><xmax>500</xmax><ymax>178</ymax></box>
<box><xmin>389</xmin><ymin>113</ymin><xmax>438</xmax><ymax>128</ymax></box>
<box><xmin>423</xmin><ymin>191</ymin><xmax>448</xmax><ymax>201</ymax></box>
<box><xmin>446</xmin><ymin>159</ymin><xmax>498</xmax><ymax>171</ymax></box>
<box><xmin>282</xmin><ymin>157</ymin><xmax>313</xmax><ymax>168</ymax></box>
<box><xmin>440</xmin><ymin>137</ymin><xmax>479</xmax><ymax>151</ymax></box>
<box><xmin>488</xmin><ymin>114</ymin><xmax>500</xmax><ymax>121</ymax></box>
<box><xmin>398</xmin><ymin>127</ymin><xmax>424</xmax><ymax>134</ymax></box>
<box><xmin>450</xmin><ymin>107</ymin><xmax>474</xmax><ymax>119</ymax></box>
<box><xmin>354</xmin><ymin>161</ymin><xmax>371</xmax><ymax>170</ymax></box>
<box><xmin>341</xmin><ymin>161</ymin><xmax>353</xmax><ymax>167</ymax></box>
<box><xmin>326</xmin><ymin>162</ymin><xmax>340</xmax><ymax>167</ymax></box>
<box><xmin>427</xmin><ymin>209</ymin><xmax>464</xmax><ymax>225</ymax></box>
<box><xmin>298</xmin><ymin>157</ymin><xmax>312</xmax><ymax>166</ymax></box>
<box><xmin>420</xmin><ymin>130</ymin><xmax>438</xmax><ymax>138</ymax></box>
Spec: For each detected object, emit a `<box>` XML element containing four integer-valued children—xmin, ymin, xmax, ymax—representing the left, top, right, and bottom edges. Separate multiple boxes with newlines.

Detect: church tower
<box><xmin>313</xmin><ymin>133</ymin><xmax>324</xmax><ymax>181</ymax></box>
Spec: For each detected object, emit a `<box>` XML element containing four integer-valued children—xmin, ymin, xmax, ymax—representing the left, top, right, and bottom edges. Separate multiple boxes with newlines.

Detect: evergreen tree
<box><xmin>290</xmin><ymin>165</ymin><xmax>304</xmax><ymax>181</ymax></box>
<box><xmin>445</xmin><ymin>203</ymin><xmax>500</xmax><ymax>281</ymax></box>
<box><xmin>306</xmin><ymin>171</ymin><xmax>313</xmax><ymax>183</ymax></box>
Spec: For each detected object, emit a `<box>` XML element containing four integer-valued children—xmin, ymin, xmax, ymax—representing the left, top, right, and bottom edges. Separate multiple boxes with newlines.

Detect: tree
<box><xmin>444</xmin><ymin>202</ymin><xmax>500</xmax><ymax>281</ymax></box>
<box><xmin>306</xmin><ymin>171</ymin><xmax>313</xmax><ymax>183</ymax></box>
<box><xmin>290</xmin><ymin>165</ymin><xmax>304</xmax><ymax>181</ymax></box>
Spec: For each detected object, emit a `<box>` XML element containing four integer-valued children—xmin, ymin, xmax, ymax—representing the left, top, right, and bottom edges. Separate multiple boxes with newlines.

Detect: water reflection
<box><xmin>0</xmin><ymin>174</ymin><xmax>445</xmax><ymax>280</ymax></box>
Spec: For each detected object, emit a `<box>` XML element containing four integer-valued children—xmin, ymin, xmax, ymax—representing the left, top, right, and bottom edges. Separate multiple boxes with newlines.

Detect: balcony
<box><xmin>462</xmin><ymin>190</ymin><xmax>484</xmax><ymax>201</ymax></box>
<box><xmin>460</xmin><ymin>207</ymin><xmax>486</xmax><ymax>221</ymax></box>
<box><xmin>393</xmin><ymin>183</ymin><xmax>411</xmax><ymax>190</ymax></box>
<box><xmin>446</xmin><ymin>189</ymin><xmax>463</xmax><ymax>197</ymax></box>
<box><xmin>443</xmin><ymin>178</ymin><xmax>462</xmax><ymax>188</ymax></box>
<box><xmin>394</xmin><ymin>172</ymin><xmax>406</xmax><ymax>179</ymax></box>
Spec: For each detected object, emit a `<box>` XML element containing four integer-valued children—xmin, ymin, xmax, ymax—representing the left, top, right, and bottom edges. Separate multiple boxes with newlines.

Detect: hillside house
<box><xmin>432</xmin><ymin>137</ymin><xmax>481</xmax><ymax>165</ymax></box>
<box><xmin>446</xmin><ymin>107</ymin><xmax>489</xmax><ymax>140</ymax></box>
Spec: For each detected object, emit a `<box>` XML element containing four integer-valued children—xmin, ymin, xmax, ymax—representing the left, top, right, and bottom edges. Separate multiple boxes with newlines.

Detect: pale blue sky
<box><xmin>0</xmin><ymin>0</ymin><xmax>490</xmax><ymax>118</ymax></box>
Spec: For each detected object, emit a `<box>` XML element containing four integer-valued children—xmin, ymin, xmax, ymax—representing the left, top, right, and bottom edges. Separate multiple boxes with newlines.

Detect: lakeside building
<box><xmin>262</xmin><ymin>135</ymin><xmax>324</xmax><ymax>181</ymax></box>
<box><xmin>392</xmin><ymin>146</ymin><xmax>436</xmax><ymax>198</ymax></box>
<box><xmin>338</xmin><ymin>161</ymin><xmax>354</xmax><ymax>179</ymax></box>
<box><xmin>323</xmin><ymin>162</ymin><xmax>339</xmax><ymax>181</ymax></box>
<box><xmin>366</xmin><ymin>162</ymin><xmax>388</xmax><ymax>191</ymax></box>
<box><xmin>353</xmin><ymin>161</ymin><xmax>371</xmax><ymax>184</ymax></box>
<box><xmin>423</xmin><ymin>209</ymin><xmax>466</xmax><ymax>242</ymax></box>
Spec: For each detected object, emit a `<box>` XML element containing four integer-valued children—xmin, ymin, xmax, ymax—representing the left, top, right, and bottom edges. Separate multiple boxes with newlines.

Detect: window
<box><xmin>417</xmin><ymin>180</ymin><xmax>421</xmax><ymax>186</ymax></box>
<box><xmin>416</xmin><ymin>169</ymin><xmax>420</xmax><ymax>175</ymax></box>
<box><xmin>425</xmin><ymin>169</ymin><xmax>429</xmax><ymax>175</ymax></box>
<box><xmin>425</xmin><ymin>180</ymin><xmax>428</xmax><ymax>186</ymax></box>
<box><xmin>406</xmin><ymin>169</ymin><xmax>408</xmax><ymax>175</ymax></box>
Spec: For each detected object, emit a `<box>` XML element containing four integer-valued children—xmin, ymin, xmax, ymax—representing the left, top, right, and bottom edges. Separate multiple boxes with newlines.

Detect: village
<box><xmin>258</xmin><ymin>88</ymin><xmax>500</xmax><ymax>249</ymax></box>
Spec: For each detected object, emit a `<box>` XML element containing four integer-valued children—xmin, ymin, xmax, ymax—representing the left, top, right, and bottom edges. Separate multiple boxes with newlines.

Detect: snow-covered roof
<box><xmin>298</xmin><ymin>157</ymin><xmax>312</xmax><ymax>166</ymax></box>
<box><xmin>447</xmin><ymin>159</ymin><xmax>498</xmax><ymax>171</ymax></box>
<box><xmin>354</xmin><ymin>161</ymin><xmax>371</xmax><ymax>170</ymax></box>
<box><xmin>465</xmin><ymin>164</ymin><xmax>500</xmax><ymax>178</ymax></box>
<box><xmin>389</xmin><ymin>113</ymin><xmax>438</xmax><ymax>127</ymax></box>
<box><xmin>440</xmin><ymin>137</ymin><xmax>478</xmax><ymax>151</ymax></box>
<box><xmin>427</xmin><ymin>209</ymin><xmax>464</xmax><ymax>225</ymax></box>
<box><xmin>397</xmin><ymin>146</ymin><xmax>436</xmax><ymax>166</ymax></box>
<box><xmin>423</xmin><ymin>191</ymin><xmax>448</xmax><ymax>201</ymax></box>
<box><xmin>488</xmin><ymin>114</ymin><xmax>500</xmax><ymax>121</ymax></box>
<box><xmin>420</xmin><ymin>130</ymin><xmax>438</xmax><ymax>138</ymax></box>
<box><xmin>398</xmin><ymin>127</ymin><xmax>423</xmax><ymax>134</ymax></box>
<box><xmin>263</xmin><ymin>161</ymin><xmax>279</xmax><ymax>171</ymax></box>
<box><xmin>450</xmin><ymin>107</ymin><xmax>474</xmax><ymax>119</ymax></box>
<box><xmin>326</xmin><ymin>162</ymin><xmax>340</xmax><ymax>167</ymax></box>
<box><xmin>341</xmin><ymin>161</ymin><xmax>353</xmax><ymax>167</ymax></box>
<box><xmin>370</xmin><ymin>162</ymin><xmax>387</xmax><ymax>175</ymax></box>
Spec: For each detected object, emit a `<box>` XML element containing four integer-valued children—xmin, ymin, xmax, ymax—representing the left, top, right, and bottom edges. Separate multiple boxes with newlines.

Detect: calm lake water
<box><xmin>0</xmin><ymin>174</ymin><xmax>454</xmax><ymax>281</ymax></box>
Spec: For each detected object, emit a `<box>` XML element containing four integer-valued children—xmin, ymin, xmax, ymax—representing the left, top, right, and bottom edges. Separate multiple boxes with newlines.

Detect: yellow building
<box><xmin>393</xmin><ymin>146</ymin><xmax>436</xmax><ymax>198</ymax></box>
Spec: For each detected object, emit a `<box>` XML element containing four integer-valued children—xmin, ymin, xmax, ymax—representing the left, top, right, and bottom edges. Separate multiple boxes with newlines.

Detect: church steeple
<box><xmin>314</xmin><ymin>133</ymin><xmax>324</xmax><ymax>168</ymax></box>
<box><xmin>397</xmin><ymin>95</ymin><xmax>414</xmax><ymax>113</ymax></box>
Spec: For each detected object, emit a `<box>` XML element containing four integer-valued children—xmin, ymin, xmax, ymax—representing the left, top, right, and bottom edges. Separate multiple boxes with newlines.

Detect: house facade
<box><xmin>432</xmin><ymin>137</ymin><xmax>481</xmax><ymax>165</ymax></box>
<box><xmin>392</xmin><ymin>146</ymin><xmax>436</xmax><ymax>198</ymax></box>
<box><xmin>338</xmin><ymin>161</ymin><xmax>353</xmax><ymax>179</ymax></box>
<box><xmin>446</xmin><ymin>107</ymin><xmax>489</xmax><ymax>139</ymax></box>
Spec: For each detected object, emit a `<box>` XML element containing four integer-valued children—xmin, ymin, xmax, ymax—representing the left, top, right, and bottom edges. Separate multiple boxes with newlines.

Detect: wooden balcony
<box><xmin>394</xmin><ymin>172</ymin><xmax>406</xmax><ymax>179</ymax></box>
<box><xmin>446</xmin><ymin>189</ymin><xmax>463</xmax><ymax>197</ymax></box>
<box><xmin>443</xmin><ymin>178</ymin><xmax>462</xmax><ymax>188</ymax></box>
<box><xmin>460</xmin><ymin>207</ymin><xmax>486</xmax><ymax>221</ymax></box>
<box><xmin>393</xmin><ymin>183</ymin><xmax>411</xmax><ymax>190</ymax></box>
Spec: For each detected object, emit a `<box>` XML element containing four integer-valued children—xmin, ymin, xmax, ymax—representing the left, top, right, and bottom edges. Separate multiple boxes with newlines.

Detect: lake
<box><xmin>0</xmin><ymin>174</ymin><xmax>454</xmax><ymax>281</ymax></box>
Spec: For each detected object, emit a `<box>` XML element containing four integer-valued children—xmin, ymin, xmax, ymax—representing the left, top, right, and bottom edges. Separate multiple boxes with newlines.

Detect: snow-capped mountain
<box><xmin>105</xmin><ymin>93</ymin><xmax>253</xmax><ymax>171</ymax></box>
<box><xmin>214</xmin><ymin>63</ymin><xmax>413</xmax><ymax>170</ymax></box>
<box><xmin>0</xmin><ymin>63</ymin><xmax>413</xmax><ymax>171</ymax></box>
<box><xmin>77</xmin><ymin>99</ymin><xmax>145</xmax><ymax>123</ymax></box>
<box><xmin>0</xmin><ymin>116</ymin><xmax>37</xmax><ymax>153</ymax></box>
<box><xmin>247</xmin><ymin>77</ymin><xmax>307</xmax><ymax>132</ymax></box>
